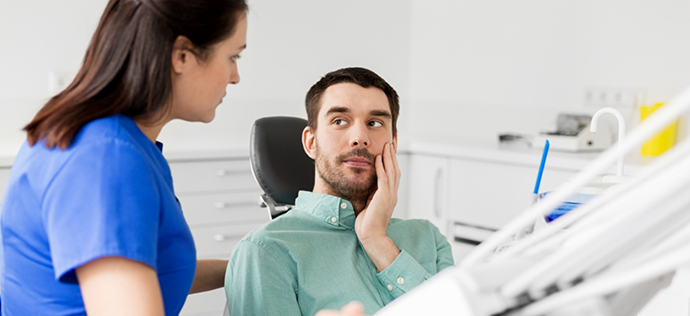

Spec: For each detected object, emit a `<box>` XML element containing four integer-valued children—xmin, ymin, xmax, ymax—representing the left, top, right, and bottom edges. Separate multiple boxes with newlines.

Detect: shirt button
<box><xmin>387</xmin><ymin>284</ymin><xmax>393</xmax><ymax>291</ymax></box>
<box><xmin>331</xmin><ymin>217</ymin><xmax>337</xmax><ymax>223</ymax></box>
<box><xmin>340</xmin><ymin>202</ymin><xmax>347</xmax><ymax>209</ymax></box>
<box><xmin>397</xmin><ymin>277</ymin><xmax>404</xmax><ymax>285</ymax></box>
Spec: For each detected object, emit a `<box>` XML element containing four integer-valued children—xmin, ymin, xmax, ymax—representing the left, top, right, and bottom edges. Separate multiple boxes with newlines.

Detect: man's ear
<box><xmin>302</xmin><ymin>126</ymin><xmax>316</xmax><ymax>160</ymax></box>
<box><xmin>171</xmin><ymin>35</ymin><xmax>197</xmax><ymax>74</ymax></box>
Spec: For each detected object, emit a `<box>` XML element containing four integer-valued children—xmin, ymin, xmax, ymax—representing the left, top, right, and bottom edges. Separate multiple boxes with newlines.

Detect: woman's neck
<box><xmin>134</xmin><ymin>119</ymin><xmax>167</xmax><ymax>143</ymax></box>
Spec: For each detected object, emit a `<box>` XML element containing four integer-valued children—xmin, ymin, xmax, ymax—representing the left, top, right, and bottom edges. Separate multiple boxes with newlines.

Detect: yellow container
<box><xmin>640</xmin><ymin>102</ymin><xmax>677</xmax><ymax>156</ymax></box>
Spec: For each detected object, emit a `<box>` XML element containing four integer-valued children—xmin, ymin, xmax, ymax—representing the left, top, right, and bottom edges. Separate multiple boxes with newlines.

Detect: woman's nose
<box><xmin>229</xmin><ymin>64</ymin><xmax>240</xmax><ymax>85</ymax></box>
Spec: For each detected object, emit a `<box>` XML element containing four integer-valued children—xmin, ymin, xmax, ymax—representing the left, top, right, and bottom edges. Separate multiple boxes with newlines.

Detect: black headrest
<box><xmin>250</xmin><ymin>116</ymin><xmax>315</xmax><ymax>205</ymax></box>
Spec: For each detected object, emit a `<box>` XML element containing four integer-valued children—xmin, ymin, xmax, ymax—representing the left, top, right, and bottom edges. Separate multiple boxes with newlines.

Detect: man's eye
<box><xmin>369</xmin><ymin>121</ymin><xmax>383</xmax><ymax>127</ymax></box>
<box><xmin>334</xmin><ymin>119</ymin><xmax>346</xmax><ymax>125</ymax></box>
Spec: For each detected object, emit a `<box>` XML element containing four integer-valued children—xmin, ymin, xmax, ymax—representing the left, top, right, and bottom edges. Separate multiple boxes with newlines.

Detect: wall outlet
<box><xmin>584</xmin><ymin>88</ymin><xmax>645</xmax><ymax>108</ymax></box>
<box><xmin>48</xmin><ymin>71</ymin><xmax>76</xmax><ymax>95</ymax></box>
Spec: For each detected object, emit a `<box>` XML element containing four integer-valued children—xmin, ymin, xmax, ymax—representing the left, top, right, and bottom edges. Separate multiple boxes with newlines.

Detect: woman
<box><xmin>0</xmin><ymin>0</ymin><xmax>247</xmax><ymax>315</ymax></box>
<box><xmin>0</xmin><ymin>0</ymin><xmax>370</xmax><ymax>315</ymax></box>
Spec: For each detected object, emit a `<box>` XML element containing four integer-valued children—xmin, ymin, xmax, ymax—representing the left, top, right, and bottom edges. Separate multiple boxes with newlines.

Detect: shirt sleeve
<box><xmin>434</xmin><ymin>228</ymin><xmax>455</xmax><ymax>272</ymax></box>
<box><xmin>376</xmin><ymin>249</ymin><xmax>432</xmax><ymax>298</ymax></box>
<box><xmin>42</xmin><ymin>140</ymin><xmax>160</xmax><ymax>283</ymax></box>
<box><xmin>225</xmin><ymin>239</ymin><xmax>302</xmax><ymax>316</ymax></box>
<box><xmin>376</xmin><ymin>222</ymin><xmax>455</xmax><ymax>299</ymax></box>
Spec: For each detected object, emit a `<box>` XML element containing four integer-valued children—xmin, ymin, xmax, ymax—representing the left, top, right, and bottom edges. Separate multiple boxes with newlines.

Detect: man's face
<box><xmin>303</xmin><ymin>83</ymin><xmax>397</xmax><ymax>200</ymax></box>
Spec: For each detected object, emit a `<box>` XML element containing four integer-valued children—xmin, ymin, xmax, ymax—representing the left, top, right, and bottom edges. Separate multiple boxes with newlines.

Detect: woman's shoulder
<box><xmin>14</xmin><ymin>114</ymin><xmax>159</xmax><ymax>183</ymax></box>
<box><xmin>72</xmin><ymin>114</ymin><xmax>148</xmax><ymax>149</ymax></box>
<box><xmin>53</xmin><ymin>114</ymin><xmax>160</xmax><ymax>167</ymax></box>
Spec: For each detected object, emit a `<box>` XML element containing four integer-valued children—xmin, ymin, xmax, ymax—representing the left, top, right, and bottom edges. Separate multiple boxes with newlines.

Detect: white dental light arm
<box><xmin>375</xmin><ymin>84</ymin><xmax>690</xmax><ymax>316</ymax></box>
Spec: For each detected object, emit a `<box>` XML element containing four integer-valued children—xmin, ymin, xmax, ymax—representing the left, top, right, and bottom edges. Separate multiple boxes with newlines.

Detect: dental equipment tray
<box><xmin>534</xmin><ymin>114</ymin><xmax>612</xmax><ymax>152</ymax></box>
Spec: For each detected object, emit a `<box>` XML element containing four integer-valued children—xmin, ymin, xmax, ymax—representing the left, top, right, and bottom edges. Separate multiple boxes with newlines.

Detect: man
<box><xmin>225</xmin><ymin>67</ymin><xmax>454</xmax><ymax>316</ymax></box>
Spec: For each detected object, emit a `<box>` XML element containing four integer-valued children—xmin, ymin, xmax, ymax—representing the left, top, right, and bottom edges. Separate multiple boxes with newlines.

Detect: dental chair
<box><xmin>223</xmin><ymin>116</ymin><xmax>314</xmax><ymax>316</ymax></box>
<box><xmin>249</xmin><ymin>116</ymin><xmax>314</xmax><ymax>219</ymax></box>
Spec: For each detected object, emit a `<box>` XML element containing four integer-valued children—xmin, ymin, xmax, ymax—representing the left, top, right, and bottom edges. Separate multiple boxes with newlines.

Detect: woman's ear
<box><xmin>171</xmin><ymin>35</ymin><xmax>196</xmax><ymax>74</ymax></box>
<box><xmin>302</xmin><ymin>126</ymin><xmax>316</xmax><ymax>160</ymax></box>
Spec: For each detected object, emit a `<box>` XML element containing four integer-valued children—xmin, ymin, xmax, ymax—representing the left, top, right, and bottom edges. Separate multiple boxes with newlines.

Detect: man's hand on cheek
<box><xmin>315</xmin><ymin>301</ymin><xmax>368</xmax><ymax>316</ymax></box>
<box><xmin>355</xmin><ymin>142</ymin><xmax>401</xmax><ymax>272</ymax></box>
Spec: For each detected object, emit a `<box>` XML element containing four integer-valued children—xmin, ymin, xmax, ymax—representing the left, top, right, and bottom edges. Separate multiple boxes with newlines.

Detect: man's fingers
<box><xmin>379</xmin><ymin>143</ymin><xmax>391</xmax><ymax>183</ymax></box>
<box><xmin>390</xmin><ymin>143</ymin><xmax>400</xmax><ymax>179</ymax></box>
<box><xmin>384</xmin><ymin>143</ymin><xmax>397</xmax><ymax>192</ymax></box>
<box><xmin>340</xmin><ymin>301</ymin><xmax>365</xmax><ymax>315</ymax></box>
<box><xmin>375</xmin><ymin>154</ymin><xmax>387</xmax><ymax>187</ymax></box>
<box><xmin>366</xmin><ymin>187</ymin><xmax>376</xmax><ymax>204</ymax></box>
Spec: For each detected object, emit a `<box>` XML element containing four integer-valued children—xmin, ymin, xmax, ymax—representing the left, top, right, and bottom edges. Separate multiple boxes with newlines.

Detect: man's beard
<box><xmin>315</xmin><ymin>143</ymin><xmax>377</xmax><ymax>209</ymax></box>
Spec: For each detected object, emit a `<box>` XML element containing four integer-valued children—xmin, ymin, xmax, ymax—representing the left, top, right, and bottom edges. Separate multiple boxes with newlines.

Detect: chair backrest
<box><xmin>250</xmin><ymin>116</ymin><xmax>314</xmax><ymax>217</ymax></box>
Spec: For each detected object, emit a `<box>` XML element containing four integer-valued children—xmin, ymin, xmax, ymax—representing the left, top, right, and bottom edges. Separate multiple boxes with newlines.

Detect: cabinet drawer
<box><xmin>191</xmin><ymin>223</ymin><xmax>264</xmax><ymax>258</ymax></box>
<box><xmin>407</xmin><ymin>155</ymin><xmax>450</xmax><ymax>235</ymax></box>
<box><xmin>179</xmin><ymin>191</ymin><xmax>268</xmax><ymax>227</ymax></box>
<box><xmin>450</xmin><ymin>242</ymin><xmax>474</xmax><ymax>265</ymax></box>
<box><xmin>180</xmin><ymin>288</ymin><xmax>226</xmax><ymax>316</ymax></box>
<box><xmin>449</xmin><ymin>222</ymin><xmax>496</xmax><ymax>264</ymax></box>
<box><xmin>449</xmin><ymin>159</ymin><xmax>576</xmax><ymax>229</ymax></box>
<box><xmin>170</xmin><ymin>160</ymin><xmax>258</xmax><ymax>194</ymax></box>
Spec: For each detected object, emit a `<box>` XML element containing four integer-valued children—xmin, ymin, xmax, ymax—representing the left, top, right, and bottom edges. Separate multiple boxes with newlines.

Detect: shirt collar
<box><xmin>295</xmin><ymin>191</ymin><xmax>356</xmax><ymax>229</ymax></box>
<box><xmin>155</xmin><ymin>141</ymin><xmax>164</xmax><ymax>152</ymax></box>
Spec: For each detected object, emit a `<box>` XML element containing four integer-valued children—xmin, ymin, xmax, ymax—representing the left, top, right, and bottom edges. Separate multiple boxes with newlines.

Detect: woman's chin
<box><xmin>182</xmin><ymin>111</ymin><xmax>216</xmax><ymax>123</ymax></box>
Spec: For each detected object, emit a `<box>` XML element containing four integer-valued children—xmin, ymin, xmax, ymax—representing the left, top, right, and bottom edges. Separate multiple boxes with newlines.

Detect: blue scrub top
<box><xmin>0</xmin><ymin>114</ymin><xmax>196</xmax><ymax>316</ymax></box>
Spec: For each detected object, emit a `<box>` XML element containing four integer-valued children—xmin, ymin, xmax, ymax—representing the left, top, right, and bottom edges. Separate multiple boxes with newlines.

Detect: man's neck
<box><xmin>312</xmin><ymin>184</ymin><xmax>368</xmax><ymax>216</ymax></box>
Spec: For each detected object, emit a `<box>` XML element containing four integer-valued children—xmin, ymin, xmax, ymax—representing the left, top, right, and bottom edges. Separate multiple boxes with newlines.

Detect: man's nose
<box><xmin>350</xmin><ymin>123</ymin><xmax>370</xmax><ymax>147</ymax></box>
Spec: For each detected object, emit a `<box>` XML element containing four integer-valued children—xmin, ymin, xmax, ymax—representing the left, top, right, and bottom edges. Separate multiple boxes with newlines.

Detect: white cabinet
<box><xmin>405</xmin><ymin>145</ymin><xmax>587</xmax><ymax>264</ymax></box>
<box><xmin>169</xmin><ymin>157</ymin><xmax>268</xmax><ymax>316</ymax></box>
<box><xmin>448</xmin><ymin>159</ymin><xmax>576</xmax><ymax>229</ymax></box>
<box><xmin>407</xmin><ymin>154</ymin><xmax>450</xmax><ymax>236</ymax></box>
<box><xmin>447</xmin><ymin>158</ymin><xmax>576</xmax><ymax>264</ymax></box>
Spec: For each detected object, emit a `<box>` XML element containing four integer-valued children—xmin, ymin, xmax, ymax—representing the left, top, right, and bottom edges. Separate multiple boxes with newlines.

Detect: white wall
<box><xmin>0</xmin><ymin>0</ymin><xmax>411</xmax><ymax>154</ymax></box>
<box><xmin>0</xmin><ymin>1</ymin><xmax>107</xmax><ymax>155</ymax></box>
<box><xmin>159</xmin><ymin>0</ymin><xmax>412</xmax><ymax>150</ymax></box>
<box><xmin>2</xmin><ymin>1</ymin><xmax>690</xmax><ymax>154</ymax></box>
<box><xmin>406</xmin><ymin>0</ymin><xmax>690</xmax><ymax>144</ymax></box>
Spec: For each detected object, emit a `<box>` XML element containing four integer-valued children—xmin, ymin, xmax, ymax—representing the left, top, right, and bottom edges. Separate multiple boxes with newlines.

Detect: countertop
<box><xmin>0</xmin><ymin>138</ymin><xmax>658</xmax><ymax>175</ymax></box>
<box><xmin>0</xmin><ymin>145</ymin><xmax>251</xmax><ymax>168</ymax></box>
<box><xmin>405</xmin><ymin>138</ymin><xmax>653</xmax><ymax>175</ymax></box>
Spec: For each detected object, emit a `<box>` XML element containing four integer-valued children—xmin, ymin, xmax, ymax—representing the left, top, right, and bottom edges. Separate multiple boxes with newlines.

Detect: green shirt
<box><xmin>225</xmin><ymin>191</ymin><xmax>454</xmax><ymax>316</ymax></box>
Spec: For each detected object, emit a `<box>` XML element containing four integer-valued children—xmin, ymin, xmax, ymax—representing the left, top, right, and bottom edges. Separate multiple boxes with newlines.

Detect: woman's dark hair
<box><xmin>25</xmin><ymin>0</ymin><xmax>248</xmax><ymax>149</ymax></box>
<box><xmin>305</xmin><ymin>67</ymin><xmax>400</xmax><ymax>136</ymax></box>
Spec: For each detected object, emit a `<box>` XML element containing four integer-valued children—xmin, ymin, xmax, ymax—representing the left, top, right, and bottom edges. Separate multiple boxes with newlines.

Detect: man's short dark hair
<box><xmin>305</xmin><ymin>67</ymin><xmax>400</xmax><ymax>136</ymax></box>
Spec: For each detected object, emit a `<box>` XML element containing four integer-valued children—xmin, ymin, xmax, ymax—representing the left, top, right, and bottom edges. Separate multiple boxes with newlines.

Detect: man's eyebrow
<box><xmin>369</xmin><ymin>110</ymin><xmax>392</xmax><ymax>118</ymax></box>
<box><xmin>325</xmin><ymin>106</ymin><xmax>350</xmax><ymax>116</ymax></box>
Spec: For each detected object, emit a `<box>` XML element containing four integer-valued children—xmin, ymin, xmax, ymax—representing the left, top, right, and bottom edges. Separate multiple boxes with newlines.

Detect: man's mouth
<box><xmin>342</xmin><ymin>157</ymin><xmax>372</xmax><ymax>168</ymax></box>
